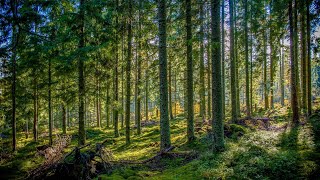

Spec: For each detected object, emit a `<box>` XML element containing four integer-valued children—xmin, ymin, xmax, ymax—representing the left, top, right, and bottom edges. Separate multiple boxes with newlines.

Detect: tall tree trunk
<box><xmin>168</xmin><ymin>58</ymin><xmax>173</xmax><ymax>120</ymax></box>
<box><xmin>293</xmin><ymin>0</ymin><xmax>301</xmax><ymax>109</ymax></box>
<box><xmin>33</xmin><ymin>75</ymin><xmax>38</xmax><ymax>141</ymax></box>
<box><xmin>158</xmin><ymin>0</ymin><xmax>171</xmax><ymax>150</ymax></box>
<box><xmin>136</xmin><ymin>1</ymin><xmax>142</xmax><ymax>135</ymax></box>
<box><xmin>211</xmin><ymin>0</ymin><xmax>224</xmax><ymax>151</ymax></box>
<box><xmin>126</xmin><ymin>0</ymin><xmax>133</xmax><ymax>145</ymax></box>
<box><xmin>300</xmin><ymin>0</ymin><xmax>307</xmax><ymax>113</ymax></box>
<box><xmin>289</xmin><ymin>0</ymin><xmax>300</xmax><ymax>124</ymax></box>
<box><xmin>244</xmin><ymin>0</ymin><xmax>250</xmax><ymax>117</ymax></box>
<box><xmin>106</xmin><ymin>83</ymin><xmax>110</xmax><ymax>128</ymax></box>
<box><xmin>113</xmin><ymin>0</ymin><xmax>119</xmax><ymax>137</ymax></box>
<box><xmin>145</xmin><ymin>62</ymin><xmax>149</xmax><ymax>121</ymax></box>
<box><xmin>199</xmin><ymin>0</ymin><xmax>205</xmax><ymax>121</ymax></box>
<box><xmin>48</xmin><ymin>54</ymin><xmax>53</xmax><ymax>146</ymax></box>
<box><xmin>234</xmin><ymin>1</ymin><xmax>240</xmax><ymax>117</ymax></box>
<box><xmin>306</xmin><ymin>0</ymin><xmax>312</xmax><ymax>116</ymax></box>
<box><xmin>221</xmin><ymin>0</ymin><xmax>225</xmax><ymax>119</ymax></box>
<box><xmin>263</xmin><ymin>27</ymin><xmax>269</xmax><ymax>109</ymax></box>
<box><xmin>78</xmin><ymin>0</ymin><xmax>86</xmax><ymax>145</ymax></box>
<box><xmin>280</xmin><ymin>38</ymin><xmax>285</xmax><ymax>106</ymax></box>
<box><xmin>186</xmin><ymin>0</ymin><xmax>195</xmax><ymax>142</ymax></box>
<box><xmin>11</xmin><ymin>0</ymin><xmax>17</xmax><ymax>152</ymax></box>
<box><xmin>174</xmin><ymin>72</ymin><xmax>177</xmax><ymax>117</ymax></box>
<box><xmin>229</xmin><ymin>0</ymin><xmax>237</xmax><ymax>123</ymax></box>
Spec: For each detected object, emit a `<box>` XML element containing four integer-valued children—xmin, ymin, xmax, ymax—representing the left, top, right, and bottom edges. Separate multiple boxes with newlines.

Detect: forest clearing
<box><xmin>1</xmin><ymin>0</ymin><xmax>320</xmax><ymax>179</ymax></box>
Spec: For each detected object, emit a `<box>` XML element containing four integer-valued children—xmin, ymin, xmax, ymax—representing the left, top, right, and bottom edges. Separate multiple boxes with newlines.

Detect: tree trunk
<box><xmin>289</xmin><ymin>0</ymin><xmax>300</xmax><ymax>124</ymax></box>
<box><xmin>11</xmin><ymin>0</ymin><xmax>18</xmax><ymax>152</ymax></box>
<box><xmin>221</xmin><ymin>0</ymin><xmax>225</xmax><ymax>119</ymax></box>
<box><xmin>211</xmin><ymin>0</ymin><xmax>224</xmax><ymax>151</ymax></box>
<box><xmin>33</xmin><ymin>75</ymin><xmax>38</xmax><ymax>141</ymax></box>
<box><xmin>78</xmin><ymin>0</ymin><xmax>86</xmax><ymax>145</ymax></box>
<box><xmin>48</xmin><ymin>53</ymin><xmax>53</xmax><ymax>146</ymax></box>
<box><xmin>126</xmin><ymin>0</ymin><xmax>133</xmax><ymax>145</ymax></box>
<box><xmin>199</xmin><ymin>0</ymin><xmax>205</xmax><ymax>121</ymax></box>
<box><xmin>307</xmin><ymin>0</ymin><xmax>312</xmax><ymax>116</ymax></box>
<box><xmin>229</xmin><ymin>0</ymin><xmax>237</xmax><ymax>123</ymax></box>
<box><xmin>300</xmin><ymin>0</ymin><xmax>307</xmax><ymax>113</ymax></box>
<box><xmin>244</xmin><ymin>0</ymin><xmax>250</xmax><ymax>117</ymax></box>
<box><xmin>113</xmin><ymin>0</ymin><xmax>119</xmax><ymax>137</ymax></box>
<box><xmin>168</xmin><ymin>57</ymin><xmax>173</xmax><ymax>120</ymax></box>
<box><xmin>186</xmin><ymin>0</ymin><xmax>195</xmax><ymax>142</ymax></box>
<box><xmin>234</xmin><ymin>1</ymin><xmax>240</xmax><ymax>117</ymax></box>
<box><xmin>158</xmin><ymin>0</ymin><xmax>171</xmax><ymax>150</ymax></box>
<box><xmin>280</xmin><ymin>38</ymin><xmax>285</xmax><ymax>106</ymax></box>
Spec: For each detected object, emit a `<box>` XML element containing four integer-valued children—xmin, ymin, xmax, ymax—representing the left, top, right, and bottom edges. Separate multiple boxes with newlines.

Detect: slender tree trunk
<box><xmin>207</xmin><ymin>34</ymin><xmax>211</xmax><ymax>119</ymax></box>
<box><xmin>199</xmin><ymin>0</ymin><xmax>205</xmax><ymax>121</ymax></box>
<box><xmin>307</xmin><ymin>0</ymin><xmax>312</xmax><ymax>116</ymax></box>
<box><xmin>136</xmin><ymin>1</ymin><xmax>142</xmax><ymax>135</ymax></box>
<box><xmin>126</xmin><ymin>0</ymin><xmax>133</xmax><ymax>145</ymax></box>
<box><xmin>78</xmin><ymin>0</ymin><xmax>86</xmax><ymax>145</ymax></box>
<box><xmin>244</xmin><ymin>0</ymin><xmax>250</xmax><ymax>117</ymax></box>
<box><xmin>174</xmin><ymin>72</ymin><xmax>177</xmax><ymax>117</ymax></box>
<box><xmin>234</xmin><ymin>1</ymin><xmax>240</xmax><ymax>117</ymax></box>
<box><xmin>211</xmin><ymin>0</ymin><xmax>224</xmax><ymax>151</ymax></box>
<box><xmin>289</xmin><ymin>0</ymin><xmax>299</xmax><ymax>124</ymax></box>
<box><xmin>186</xmin><ymin>0</ymin><xmax>195</xmax><ymax>142</ymax></box>
<box><xmin>113</xmin><ymin>0</ymin><xmax>119</xmax><ymax>137</ymax></box>
<box><xmin>300</xmin><ymin>0</ymin><xmax>307</xmax><ymax>113</ymax></box>
<box><xmin>11</xmin><ymin>0</ymin><xmax>18</xmax><ymax>152</ymax></box>
<box><xmin>263</xmin><ymin>28</ymin><xmax>269</xmax><ymax>109</ymax></box>
<box><xmin>293</xmin><ymin>0</ymin><xmax>301</xmax><ymax>109</ymax></box>
<box><xmin>158</xmin><ymin>0</ymin><xmax>171</xmax><ymax>150</ymax></box>
<box><xmin>48</xmin><ymin>54</ymin><xmax>53</xmax><ymax>146</ymax></box>
<box><xmin>106</xmin><ymin>83</ymin><xmax>110</xmax><ymax>128</ymax></box>
<box><xmin>280</xmin><ymin>38</ymin><xmax>285</xmax><ymax>106</ymax></box>
<box><xmin>168</xmin><ymin>58</ymin><xmax>173</xmax><ymax>120</ymax></box>
<box><xmin>229</xmin><ymin>0</ymin><xmax>237</xmax><ymax>123</ymax></box>
<box><xmin>221</xmin><ymin>0</ymin><xmax>225</xmax><ymax>119</ymax></box>
<box><xmin>33</xmin><ymin>75</ymin><xmax>38</xmax><ymax>141</ymax></box>
<box><xmin>145</xmin><ymin>63</ymin><xmax>149</xmax><ymax>121</ymax></box>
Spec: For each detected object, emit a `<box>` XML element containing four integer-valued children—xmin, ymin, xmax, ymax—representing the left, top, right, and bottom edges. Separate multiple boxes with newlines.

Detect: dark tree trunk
<box><xmin>158</xmin><ymin>0</ymin><xmax>171</xmax><ymax>150</ymax></box>
<box><xmin>78</xmin><ymin>0</ymin><xmax>86</xmax><ymax>145</ymax></box>
<box><xmin>229</xmin><ymin>0</ymin><xmax>237</xmax><ymax>123</ymax></box>
<box><xmin>126</xmin><ymin>0</ymin><xmax>133</xmax><ymax>145</ymax></box>
<box><xmin>186</xmin><ymin>0</ymin><xmax>195</xmax><ymax>142</ymax></box>
<box><xmin>289</xmin><ymin>0</ymin><xmax>300</xmax><ymax>124</ymax></box>
<box><xmin>211</xmin><ymin>0</ymin><xmax>224</xmax><ymax>151</ymax></box>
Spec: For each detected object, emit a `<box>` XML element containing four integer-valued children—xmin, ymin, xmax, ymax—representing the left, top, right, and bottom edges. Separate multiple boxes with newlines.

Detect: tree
<box><xmin>229</xmin><ymin>0</ymin><xmax>237</xmax><ymax>123</ymax></box>
<box><xmin>11</xmin><ymin>0</ymin><xmax>18</xmax><ymax>152</ymax></box>
<box><xmin>244</xmin><ymin>0</ymin><xmax>251</xmax><ymax>116</ymax></box>
<box><xmin>288</xmin><ymin>0</ymin><xmax>299</xmax><ymax>124</ymax></box>
<box><xmin>186</xmin><ymin>0</ymin><xmax>195</xmax><ymax>142</ymax></box>
<box><xmin>78</xmin><ymin>0</ymin><xmax>86</xmax><ymax>146</ymax></box>
<box><xmin>199</xmin><ymin>0</ymin><xmax>205</xmax><ymax>121</ymax></box>
<box><xmin>114</xmin><ymin>0</ymin><xmax>120</xmax><ymax>138</ymax></box>
<box><xmin>306</xmin><ymin>0</ymin><xmax>312</xmax><ymax>116</ymax></box>
<box><xmin>211</xmin><ymin>0</ymin><xmax>224</xmax><ymax>151</ymax></box>
<box><xmin>158</xmin><ymin>0</ymin><xmax>171</xmax><ymax>150</ymax></box>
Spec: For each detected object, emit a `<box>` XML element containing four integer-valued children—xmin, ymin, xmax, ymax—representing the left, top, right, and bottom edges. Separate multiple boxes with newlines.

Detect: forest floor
<box><xmin>1</xmin><ymin>107</ymin><xmax>320</xmax><ymax>179</ymax></box>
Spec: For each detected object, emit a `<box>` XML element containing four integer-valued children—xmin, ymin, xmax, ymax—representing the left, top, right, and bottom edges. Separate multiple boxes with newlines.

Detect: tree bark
<box><xmin>158</xmin><ymin>0</ymin><xmax>171</xmax><ymax>150</ymax></box>
<box><xmin>306</xmin><ymin>0</ymin><xmax>312</xmax><ymax>116</ymax></box>
<box><xmin>211</xmin><ymin>0</ymin><xmax>224</xmax><ymax>151</ymax></box>
<box><xmin>78</xmin><ymin>0</ymin><xmax>86</xmax><ymax>145</ymax></box>
<box><xmin>199</xmin><ymin>0</ymin><xmax>205</xmax><ymax>121</ymax></box>
<box><xmin>244</xmin><ymin>0</ymin><xmax>251</xmax><ymax>116</ymax></box>
<box><xmin>288</xmin><ymin>0</ymin><xmax>300</xmax><ymax>124</ymax></box>
<box><xmin>229</xmin><ymin>0</ymin><xmax>237</xmax><ymax>123</ymax></box>
<box><xmin>186</xmin><ymin>0</ymin><xmax>195</xmax><ymax>142</ymax></box>
<box><xmin>126</xmin><ymin>0</ymin><xmax>133</xmax><ymax>145</ymax></box>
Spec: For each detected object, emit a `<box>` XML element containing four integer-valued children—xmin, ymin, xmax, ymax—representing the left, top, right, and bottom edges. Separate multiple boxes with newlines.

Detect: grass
<box><xmin>1</xmin><ymin>110</ymin><xmax>320</xmax><ymax>179</ymax></box>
